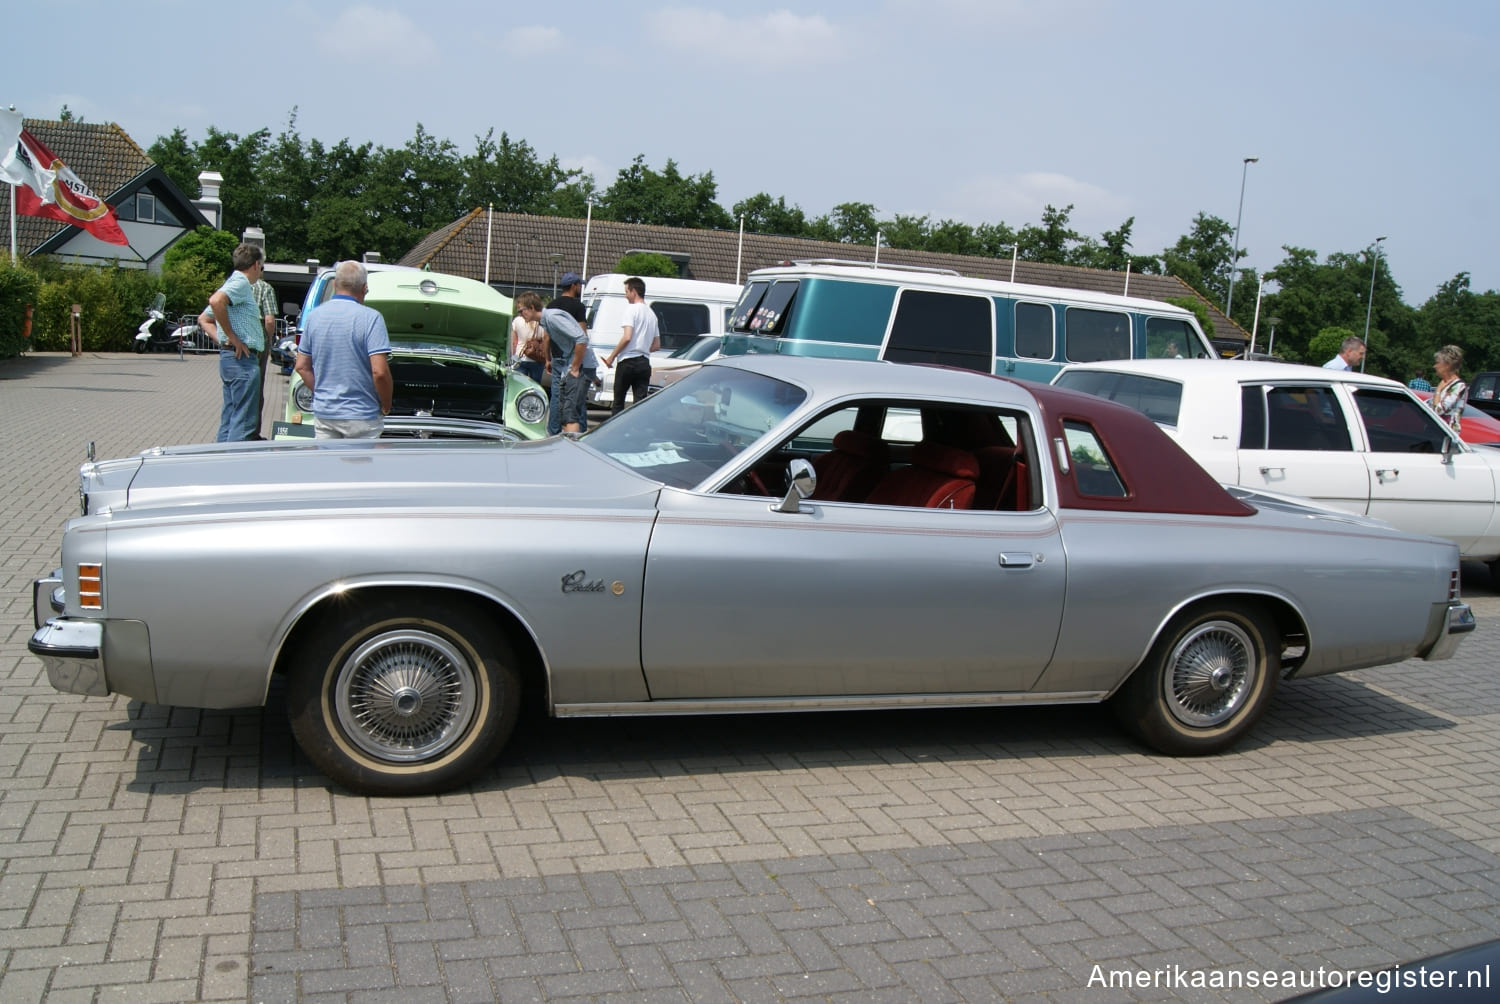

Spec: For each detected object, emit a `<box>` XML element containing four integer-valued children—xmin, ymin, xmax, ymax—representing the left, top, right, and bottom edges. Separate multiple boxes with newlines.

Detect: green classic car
<box><xmin>283</xmin><ymin>269</ymin><xmax>549</xmax><ymax>439</ymax></box>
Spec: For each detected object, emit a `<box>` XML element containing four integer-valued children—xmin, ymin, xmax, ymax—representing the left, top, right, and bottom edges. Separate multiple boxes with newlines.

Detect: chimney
<box><xmin>194</xmin><ymin>171</ymin><xmax>223</xmax><ymax>229</ymax></box>
<box><xmin>241</xmin><ymin>226</ymin><xmax>265</xmax><ymax>252</ymax></box>
<box><xmin>363</xmin><ymin>251</ymin><xmax>382</xmax><ymax>264</ymax></box>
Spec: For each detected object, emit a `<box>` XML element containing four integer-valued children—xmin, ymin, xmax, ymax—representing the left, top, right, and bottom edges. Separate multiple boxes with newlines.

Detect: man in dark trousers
<box><xmin>601</xmin><ymin>276</ymin><xmax>660</xmax><ymax>413</ymax></box>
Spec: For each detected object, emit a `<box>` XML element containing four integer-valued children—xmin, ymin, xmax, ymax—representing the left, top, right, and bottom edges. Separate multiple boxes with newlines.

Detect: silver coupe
<box><xmin>30</xmin><ymin>356</ymin><xmax>1474</xmax><ymax>795</ymax></box>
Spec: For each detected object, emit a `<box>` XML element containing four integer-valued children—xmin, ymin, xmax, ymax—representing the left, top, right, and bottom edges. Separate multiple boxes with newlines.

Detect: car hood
<box><xmin>79</xmin><ymin>437</ymin><xmax>660</xmax><ymax>518</ymax></box>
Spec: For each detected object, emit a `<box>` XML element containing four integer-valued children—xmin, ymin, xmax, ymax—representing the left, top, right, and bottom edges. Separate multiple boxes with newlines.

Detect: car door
<box><xmin>638</xmin><ymin>405</ymin><xmax>1067</xmax><ymax>701</ymax></box>
<box><xmin>1236</xmin><ymin>383</ymin><xmax>1372</xmax><ymax>514</ymax></box>
<box><xmin>1348</xmin><ymin>386</ymin><xmax>1497</xmax><ymax>550</ymax></box>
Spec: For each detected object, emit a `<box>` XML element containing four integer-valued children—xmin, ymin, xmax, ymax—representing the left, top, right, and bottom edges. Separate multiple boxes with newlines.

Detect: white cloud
<box><xmin>560</xmin><ymin>154</ymin><xmax>612</xmax><ymax>185</ymax></box>
<box><xmin>645</xmin><ymin>7</ymin><xmax>845</xmax><ymax>66</ymax></box>
<box><xmin>316</xmin><ymin>6</ymin><xmax>439</xmax><ymax>67</ymax></box>
<box><xmin>941</xmin><ymin>171</ymin><xmax>1128</xmax><ymax>223</ymax></box>
<box><xmin>502</xmin><ymin>25</ymin><xmax>563</xmax><ymax>54</ymax></box>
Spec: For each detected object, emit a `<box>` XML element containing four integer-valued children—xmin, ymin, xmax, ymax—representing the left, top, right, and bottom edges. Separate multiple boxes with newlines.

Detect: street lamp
<box><xmin>1360</xmin><ymin>236</ymin><xmax>1387</xmax><ymax>373</ymax></box>
<box><xmin>1265</xmin><ymin>316</ymin><xmax>1280</xmax><ymax>358</ymax></box>
<box><xmin>511</xmin><ymin>242</ymin><xmax>519</xmax><ymax>297</ymax></box>
<box><xmin>550</xmin><ymin>253</ymin><xmax>563</xmax><ymax>298</ymax></box>
<box><xmin>1224</xmin><ymin>156</ymin><xmax>1259</xmax><ymax>323</ymax></box>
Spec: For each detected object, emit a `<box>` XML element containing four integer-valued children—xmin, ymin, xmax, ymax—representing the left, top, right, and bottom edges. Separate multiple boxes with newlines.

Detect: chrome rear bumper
<box><xmin>1420</xmin><ymin>601</ymin><xmax>1475</xmax><ymax>661</ymax></box>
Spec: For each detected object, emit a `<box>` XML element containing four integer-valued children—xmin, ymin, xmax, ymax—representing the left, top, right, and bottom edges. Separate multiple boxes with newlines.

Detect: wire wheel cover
<box><xmin>1163</xmin><ymin>620</ymin><xmax>1257</xmax><ymax>728</ymax></box>
<box><xmin>334</xmin><ymin>629</ymin><xmax>478</xmax><ymax>762</ymax></box>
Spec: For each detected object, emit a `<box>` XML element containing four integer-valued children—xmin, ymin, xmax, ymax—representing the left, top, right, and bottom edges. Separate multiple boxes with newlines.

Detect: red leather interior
<box><xmin>812</xmin><ymin>429</ymin><xmax>890</xmax><ymax>502</ymax></box>
<box><xmin>865</xmin><ymin>442</ymin><xmax>979</xmax><ymax>509</ymax></box>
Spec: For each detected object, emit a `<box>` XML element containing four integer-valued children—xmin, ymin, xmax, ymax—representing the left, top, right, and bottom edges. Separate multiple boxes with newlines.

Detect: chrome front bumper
<box><xmin>29</xmin><ymin>568</ymin><xmax>108</xmax><ymax>697</ymax></box>
<box><xmin>1420</xmin><ymin>600</ymin><xmax>1475</xmax><ymax>661</ymax></box>
<box><xmin>29</xmin><ymin>618</ymin><xmax>108</xmax><ymax>697</ymax></box>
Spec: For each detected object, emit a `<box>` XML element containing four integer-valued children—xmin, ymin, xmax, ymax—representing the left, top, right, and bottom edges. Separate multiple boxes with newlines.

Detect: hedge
<box><xmin>0</xmin><ymin>255</ymin><xmax>42</xmax><ymax>359</ymax></box>
<box><xmin>1</xmin><ymin>257</ymin><xmax>221</xmax><ymax>355</ymax></box>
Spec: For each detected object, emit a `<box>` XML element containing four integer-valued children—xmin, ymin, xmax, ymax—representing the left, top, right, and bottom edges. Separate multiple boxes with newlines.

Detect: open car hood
<box><xmin>364</xmin><ymin>271</ymin><xmax>510</xmax><ymax>360</ymax></box>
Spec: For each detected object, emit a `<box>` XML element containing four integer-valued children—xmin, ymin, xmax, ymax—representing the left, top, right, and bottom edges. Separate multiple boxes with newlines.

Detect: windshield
<box><xmin>582</xmin><ymin>366</ymin><xmax>807</xmax><ymax>489</ymax></box>
<box><xmin>670</xmin><ymin>335</ymin><xmax>722</xmax><ymax>361</ymax></box>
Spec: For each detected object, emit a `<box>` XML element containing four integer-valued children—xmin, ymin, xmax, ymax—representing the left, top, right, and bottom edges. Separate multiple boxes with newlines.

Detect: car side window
<box><xmin>1243</xmin><ymin>385</ymin><xmax>1353</xmax><ymax>451</ymax></box>
<box><xmin>1062</xmin><ymin>422</ymin><xmax>1127</xmax><ymax>497</ymax></box>
<box><xmin>1352</xmin><ymin>389</ymin><xmax>1450</xmax><ymax>454</ymax></box>
<box><xmin>731</xmin><ymin>402</ymin><xmax>1034</xmax><ymax>512</ymax></box>
<box><xmin>650</xmin><ymin>301</ymin><xmax>711</xmax><ymax>353</ymax></box>
<box><xmin>1054</xmin><ymin>370</ymin><xmax>1182</xmax><ymax>428</ymax></box>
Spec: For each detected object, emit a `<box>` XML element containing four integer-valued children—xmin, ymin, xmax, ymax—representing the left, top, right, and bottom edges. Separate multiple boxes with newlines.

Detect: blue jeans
<box><xmin>514</xmin><ymin>358</ymin><xmax>545</xmax><ymax>384</ymax></box>
<box><xmin>217</xmin><ymin>350</ymin><xmax>260</xmax><ymax>442</ymax></box>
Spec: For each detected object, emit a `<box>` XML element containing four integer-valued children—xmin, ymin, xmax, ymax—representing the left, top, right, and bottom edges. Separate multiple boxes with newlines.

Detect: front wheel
<box><xmin>287</xmin><ymin>595</ymin><xmax>520</xmax><ymax>796</ymax></box>
<box><xmin>1110</xmin><ymin>601</ymin><xmax>1279</xmax><ymax>755</ymax></box>
<box><xmin>133</xmin><ymin>339</ymin><xmax>147</xmax><ymax>353</ymax></box>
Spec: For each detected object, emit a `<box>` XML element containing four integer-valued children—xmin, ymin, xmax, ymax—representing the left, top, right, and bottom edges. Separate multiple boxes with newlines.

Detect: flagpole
<box><xmin>483</xmin><ymin>204</ymin><xmax>493</xmax><ymax>285</ymax></box>
<box><xmin>5</xmin><ymin>105</ymin><xmax>14</xmax><ymax>260</ymax></box>
<box><xmin>581</xmin><ymin>198</ymin><xmax>593</xmax><ymax>280</ymax></box>
<box><xmin>735</xmin><ymin>215</ymin><xmax>744</xmax><ymax>284</ymax></box>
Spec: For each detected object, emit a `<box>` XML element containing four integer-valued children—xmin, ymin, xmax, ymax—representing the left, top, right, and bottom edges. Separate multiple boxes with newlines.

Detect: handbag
<box><xmin>523</xmin><ymin>328</ymin><xmax>548</xmax><ymax>363</ymax></box>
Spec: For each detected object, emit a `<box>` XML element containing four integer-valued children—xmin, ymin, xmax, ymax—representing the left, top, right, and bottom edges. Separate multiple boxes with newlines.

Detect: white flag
<box><xmin>0</xmin><ymin>109</ymin><xmax>56</xmax><ymax>202</ymax></box>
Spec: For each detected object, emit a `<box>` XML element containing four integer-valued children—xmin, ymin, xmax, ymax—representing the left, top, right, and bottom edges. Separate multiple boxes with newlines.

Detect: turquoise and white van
<box><xmin>722</xmin><ymin>260</ymin><xmax>1213</xmax><ymax>382</ymax></box>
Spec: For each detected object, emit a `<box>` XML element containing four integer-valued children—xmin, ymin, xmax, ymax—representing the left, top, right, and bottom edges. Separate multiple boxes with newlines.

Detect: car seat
<box><xmin>864</xmin><ymin>442</ymin><xmax>979</xmax><ymax>509</ymax></box>
<box><xmin>811</xmin><ymin>429</ymin><xmax>890</xmax><ymax>503</ymax></box>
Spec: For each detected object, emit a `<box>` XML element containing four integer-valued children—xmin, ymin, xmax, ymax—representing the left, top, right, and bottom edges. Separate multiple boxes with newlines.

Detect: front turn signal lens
<box><xmin>78</xmin><ymin>563</ymin><xmax>102</xmax><ymax>609</ymax></box>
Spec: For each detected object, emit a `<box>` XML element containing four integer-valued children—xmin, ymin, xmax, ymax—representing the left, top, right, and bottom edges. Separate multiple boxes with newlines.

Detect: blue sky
<box><xmin>7</xmin><ymin>0</ymin><xmax>1495</xmax><ymax>305</ymax></box>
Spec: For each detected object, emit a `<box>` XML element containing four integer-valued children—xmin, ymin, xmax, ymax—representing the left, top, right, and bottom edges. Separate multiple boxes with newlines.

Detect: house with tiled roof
<box><xmin>1</xmin><ymin>118</ymin><xmax>211</xmax><ymax>269</ymax></box>
<box><xmin>399</xmin><ymin>208</ymin><xmax>1248</xmax><ymax>346</ymax></box>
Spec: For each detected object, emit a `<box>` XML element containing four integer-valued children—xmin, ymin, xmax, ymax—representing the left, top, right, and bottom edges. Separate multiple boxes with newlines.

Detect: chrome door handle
<box><xmin>1375</xmin><ymin>468</ymin><xmax>1400</xmax><ymax>482</ymax></box>
<box><xmin>999</xmin><ymin>553</ymin><xmax>1034</xmax><ymax>569</ymax></box>
<box><xmin>1259</xmin><ymin>466</ymin><xmax>1284</xmax><ymax>476</ymax></box>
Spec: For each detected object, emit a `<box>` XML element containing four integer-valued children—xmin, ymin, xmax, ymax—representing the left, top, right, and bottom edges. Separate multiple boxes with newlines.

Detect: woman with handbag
<box><xmin>509</xmin><ymin>299</ymin><xmax>547</xmax><ymax>383</ymax></box>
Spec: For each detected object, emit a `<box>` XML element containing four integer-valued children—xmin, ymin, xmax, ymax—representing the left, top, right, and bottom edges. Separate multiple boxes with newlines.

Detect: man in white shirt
<box><xmin>601</xmin><ymin>276</ymin><xmax>660</xmax><ymax>413</ymax></box>
<box><xmin>1323</xmin><ymin>336</ymin><xmax>1365</xmax><ymax>371</ymax></box>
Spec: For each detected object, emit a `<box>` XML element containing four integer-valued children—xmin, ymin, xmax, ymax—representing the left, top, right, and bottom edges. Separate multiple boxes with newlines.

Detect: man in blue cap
<box><xmin>546</xmin><ymin>271</ymin><xmax>595</xmax><ymax>432</ymax></box>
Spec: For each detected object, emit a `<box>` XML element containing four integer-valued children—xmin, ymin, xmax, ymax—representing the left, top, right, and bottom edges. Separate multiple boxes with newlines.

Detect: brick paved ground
<box><xmin>2</xmin><ymin>352</ymin><xmax>1498</xmax><ymax>1002</ymax></box>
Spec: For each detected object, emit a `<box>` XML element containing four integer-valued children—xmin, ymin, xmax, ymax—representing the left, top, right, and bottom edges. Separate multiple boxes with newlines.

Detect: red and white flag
<box><xmin>1</xmin><ymin>113</ymin><xmax>128</xmax><ymax>246</ymax></box>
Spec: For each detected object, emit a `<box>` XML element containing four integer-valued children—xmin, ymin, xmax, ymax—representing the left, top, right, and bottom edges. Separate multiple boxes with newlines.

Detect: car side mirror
<box><xmin>773</xmin><ymin>458</ymin><xmax>816</xmax><ymax>513</ymax></box>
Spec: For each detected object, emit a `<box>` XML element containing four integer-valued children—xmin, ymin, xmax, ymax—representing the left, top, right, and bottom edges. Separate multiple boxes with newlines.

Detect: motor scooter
<box><xmin>133</xmin><ymin>293</ymin><xmax>185</xmax><ymax>353</ymax></box>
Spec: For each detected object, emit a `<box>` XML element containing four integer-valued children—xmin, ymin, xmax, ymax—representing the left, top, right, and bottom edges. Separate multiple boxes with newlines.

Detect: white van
<box><xmin>581</xmin><ymin>273</ymin><xmax>742</xmax><ymax>406</ymax></box>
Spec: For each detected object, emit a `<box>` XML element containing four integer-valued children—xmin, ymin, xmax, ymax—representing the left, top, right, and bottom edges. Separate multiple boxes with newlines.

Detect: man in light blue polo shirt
<box><xmin>209</xmin><ymin>243</ymin><xmax>268</xmax><ymax>441</ymax></box>
<box><xmin>293</xmin><ymin>261</ymin><xmax>392</xmax><ymax>439</ymax></box>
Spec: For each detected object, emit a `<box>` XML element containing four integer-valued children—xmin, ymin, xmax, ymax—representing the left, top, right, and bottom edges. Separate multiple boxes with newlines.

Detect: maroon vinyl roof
<box><xmin>1023</xmin><ymin>379</ymin><xmax>1255</xmax><ymax>517</ymax></box>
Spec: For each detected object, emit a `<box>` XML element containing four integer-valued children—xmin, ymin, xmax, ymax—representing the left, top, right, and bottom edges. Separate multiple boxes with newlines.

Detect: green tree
<box><xmin>615</xmin><ymin>252</ymin><xmax>678</xmax><ymax>278</ymax></box>
<box><xmin>809</xmin><ymin>201</ymin><xmax>879</xmax><ymax>245</ymax></box>
<box><xmin>460</xmin><ymin>129</ymin><xmax>576</xmax><ymax>214</ymax></box>
<box><xmin>195</xmin><ymin>126</ymin><xmax>271</xmax><ymax>238</ymax></box>
<box><xmin>731</xmin><ymin>193</ymin><xmax>810</xmax><ymax>237</ymax></box>
<box><xmin>164</xmin><ymin>226</ymin><xmax>238</xmax><ymax>278</ymax></box>
<box><xmin>1261</xmin><ymin>245</ymin><xmax>1416</xmax><ymax>377</ymax></box>
<box><xmin>146</xmin><ymin>127</ymin><xmax>201</xmax><ymax>201</ymax></box>
<box><xmin>972</xmin><ymin>221</ymin><xmax>1019</xmax><ymax>258</ymax></box>
<box><xmin>1416</xmin><ymin>273</ymin><xmax>1500</xmax><ymax>375</ymax></box>
<box><xmin>1015</xmin><ymin>204</ymin><xmax>1079</xmax><ymax>264</ymax></box>
<box><xmin>600</xmin><ymin>155</ymin><xmax>733</xmax><ymax>229</ymax></box>
<box><xmin>1161</xmin><ymin>212</ymin><xmax>1234</xmax><ymax>307</ymax></box>
<box><xmin>258</xmin><ymin>110</ymin><xmax>315</xmax><ymax>261</ymax></box>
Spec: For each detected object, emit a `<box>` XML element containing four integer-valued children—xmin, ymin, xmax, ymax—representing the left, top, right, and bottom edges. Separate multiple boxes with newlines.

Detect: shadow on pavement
<box><xmin>108</xmin><ymin>670</ymin><xmax>1454</xmax><ymax>796</ymax></box>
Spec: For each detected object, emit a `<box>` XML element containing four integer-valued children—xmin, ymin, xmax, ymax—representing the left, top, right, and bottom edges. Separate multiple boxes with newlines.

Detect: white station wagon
<box><xmin>1053</xmin><ymin>359</ymin><xmax>1500</xmax><ymax>577</ymax></box>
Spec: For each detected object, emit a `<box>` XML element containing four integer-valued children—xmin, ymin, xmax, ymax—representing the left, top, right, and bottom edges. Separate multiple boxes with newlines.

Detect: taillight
<box><xmin>1450</xmin><ymin>569</ymin><xmax>1461</xmax><ymax>602</ymax></box>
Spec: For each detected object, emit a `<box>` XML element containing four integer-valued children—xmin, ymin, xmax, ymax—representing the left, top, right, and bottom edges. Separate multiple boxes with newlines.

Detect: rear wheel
<box><xmin>287</xmin><ymin>595</ymin><xmax>520</xmax><ymax>795</ymax></box>
<box><xmin>1111</xmin><ymin>601</ymin><xmax>1279</xmax><ymax>755</ymax></box>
